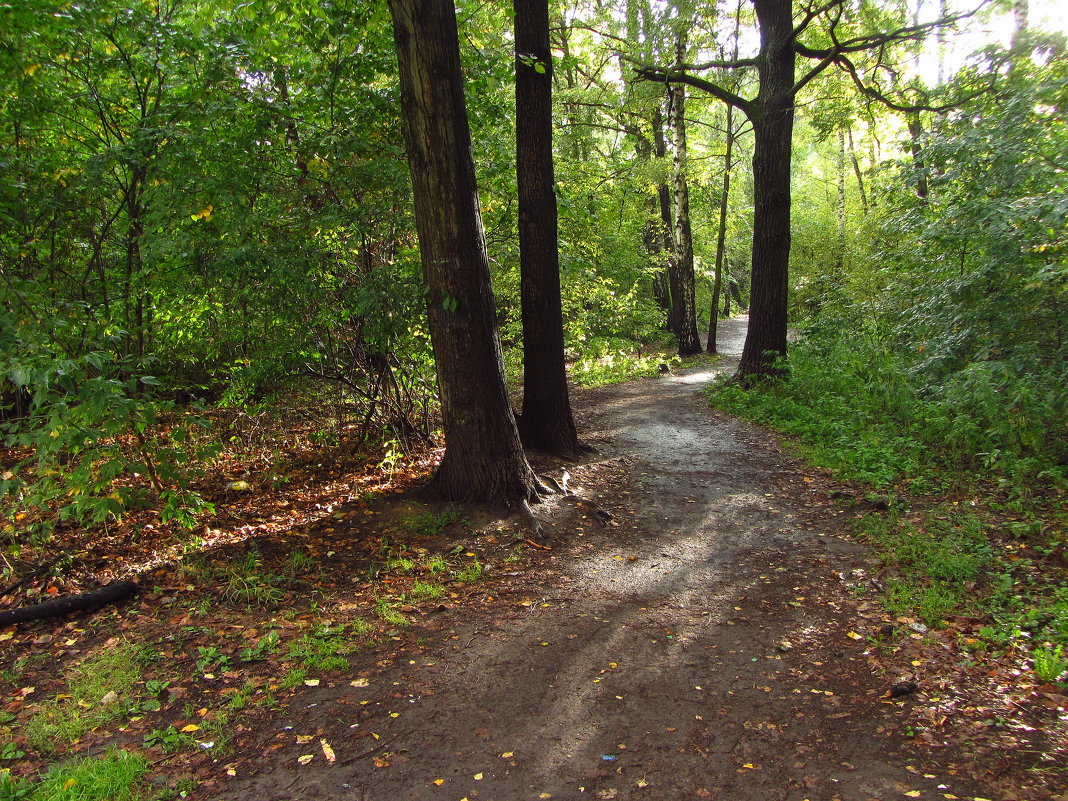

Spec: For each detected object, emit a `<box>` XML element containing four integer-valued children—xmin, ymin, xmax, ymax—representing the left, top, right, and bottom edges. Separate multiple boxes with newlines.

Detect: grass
<box><xmin>22</xmin><ymin>643</ymin><xmax>144</xmax><ymax>754</ymax></box>
<box><xmin>6</xmin><ymin>749</ymin><xmax>149</xmax><ymax>801</ymax></box>
<box><xmin>287</xmin><ymin>622</ymin><xmax>362</xmax><ymax>671</ymax></box>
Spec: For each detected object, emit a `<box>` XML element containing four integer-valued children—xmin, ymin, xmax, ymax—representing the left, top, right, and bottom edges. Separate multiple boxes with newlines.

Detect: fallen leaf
<box><xmin>320</xmin><ymin>738</ymin><xmax>335</xmax><ymax>762</ymax></box>
<box><xmin>474</xmin><ymin>772</ymin><xmax>484</xmax><ymax>780</ymax></box>
<box><xmin>501</xmin><ymin>751</ymin><xmax>514</xmax><ymax>758</ymax></box>
<box><xmin>297</xmin><ymin>755</ymin><xmax>314</xmax><ymax>765</ymax></box>
<box><xmin>296</xmin><ymin>734</ymin><xmax>314</xmax><ymax>744</ymax></box>
<box><xmin>636</xmin><ymin>779</ymin><xmax>649</xmax><ymax>788</ymax></box>
<box><xmin>181</xmin><ymin>724</ymin><xmax>200</xmax><ymax>733</ymax></box>
<box><xmin>372</xmin><ymin>756</ymin><xmax>390</xmax><ymax>768</ymax></box>
<box><xmin>351</xmin><ymin>678</ymin><xmax>370</xmax><ymax>687</ymax></box>
<box><xmin>432</xmin><ymin>779</ymin><xmax>444</xmax><ymax>786</ymax></box>
<box><xmin>903</xmin><ymin>792</ymin><xmax>921</xmax><ymax>798</ymax></box>
<box><xmin>846</xmin><ymin>631</ymin><xmax>863</xmax><ymax>640</ymax></box>
<box><xmin>304</xmin><ymin>679</ymin><xmax>320</xmax><ymax>687</ymax></box>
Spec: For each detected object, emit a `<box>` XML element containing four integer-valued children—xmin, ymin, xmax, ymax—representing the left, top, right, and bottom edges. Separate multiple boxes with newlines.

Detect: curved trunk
<box><xmin>669</xmin><ymin>80</ymin><xmax>701</xmax><ymax>356</ymax></box>
<box><xmin>389</xmin><ymin>0</ymin><xmax>537</xmax><ymax>503</ymax></box>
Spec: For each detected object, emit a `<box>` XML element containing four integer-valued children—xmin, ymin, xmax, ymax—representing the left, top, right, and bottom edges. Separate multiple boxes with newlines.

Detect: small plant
<box><xmin>0</xmin><ymin>769</ymin><xmax>29</xmax><ymax>800</ymax></box>
<box><xmin>422</xmin><ymin>554</ymin><xmax>449</xmax><ymax>575</ymax></box>
<box><xmin>0</xmin><ymin>744</ymin><xmax>24</xmax><ymax>761</ymax></box>
<box><xmin>375</xmin><ymin>596</ymin><xmax>409</xmax><ymax>628</ymax></box>
<box><xmin>220</xmin><ymin>545</ymin><xmax>286</xmax><ymax>608</ymax></box>
<box><xmin>279</xmin><ymin>667</ymin><xmax>308</xmax><ymax>689</ymax></box>
<box><xmin>195</xmin><ymin>645</ymin><xmax>231</xmax><ymax>674</ymax></box>
<box><xmin>287</xmin><ymin>623</ymin><xmax>356</xmax><ymax>671</ymax></box>
<box><xmin>240</xmin><ymin>631</ymin><xmax>280</xmax><ymax>662</ymax></box>
<box><xmin>453</xmin><ymin>559</ymin><xmax>485</xmax><ymax>583</ymax></box>
<box><xmin>1034</xmin><ymin>643</ymin><xmax>1068</xmax><ymax>684</ymax></box>
<box><xmin>410</xmin><ymin>580</ymin><xmax>444</xmax><ymax>599</ymax></box>
<box><xmin>410</xmin><ymin>505</ymin><xmax>463</xmax><ymax>536</ymax></box>
<box><xmin>143</xmin><ymin>725</ymin><xmax>191</xmax><ymax>754</ymax></box>
<box><xmin>286</xmin><ymin>548</ymin><xmax>315</xmax><ymax>575</ymax></box>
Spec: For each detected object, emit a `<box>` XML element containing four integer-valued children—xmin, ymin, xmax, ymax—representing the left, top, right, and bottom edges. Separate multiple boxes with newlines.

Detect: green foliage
<box><xmin>287</xmin><ymin>622</ymin><xmax>360</xmax><ymax>672</ymax></box>
<box><xmin>1033</xmin><ymin>643</ymin><xmax>1068</xmax><ymax>685</ymax></box>
<box><xmin>572</xmin><ymin>340</ymin><xmax>678</xmax><ymax>388</ymax></box>
<box><xmin>23</xmin><ymin>642</ymin><xmax>145</xmax><ymax>753</ymax></box>
<box><xmin>858</xmin><ymin>509</ymin><xmax>994</xmax><ymax>627</ymax></box>
<box><xmin>15</xmin><ymin>750</ymin><xmax>148</xmax><ymax>801</ymax></box>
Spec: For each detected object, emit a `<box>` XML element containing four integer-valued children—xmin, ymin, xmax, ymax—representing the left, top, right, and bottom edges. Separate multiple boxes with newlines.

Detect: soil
<box><xmin>194</xmin><ymin>318</ymin><xmax>1008</xmax><ymax>801</ymax></box>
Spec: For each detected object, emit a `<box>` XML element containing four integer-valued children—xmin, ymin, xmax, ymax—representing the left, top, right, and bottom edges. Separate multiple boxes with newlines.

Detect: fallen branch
<box><xmin>0</xmin><ymin>580</ymin><xmax>140</xmax><ymax>628</ymax></box>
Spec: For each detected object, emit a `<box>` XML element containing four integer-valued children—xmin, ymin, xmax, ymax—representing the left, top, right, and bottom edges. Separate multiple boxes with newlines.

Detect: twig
<box><xmin>337</xmin><ymin>732</ymin><xmax>402</xmax><ymax>766</ymax></box>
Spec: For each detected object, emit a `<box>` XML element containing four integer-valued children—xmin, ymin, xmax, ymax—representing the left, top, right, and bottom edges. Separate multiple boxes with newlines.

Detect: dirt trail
<box><xmin>212</xmin><ymin>317</ymin><xmax>981</xmax><ymax>801</ymax></box>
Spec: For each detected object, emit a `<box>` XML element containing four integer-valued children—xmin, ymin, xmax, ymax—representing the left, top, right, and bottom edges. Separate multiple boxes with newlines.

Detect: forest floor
<box><xmin>2</xmin><ymin>317</ymin><xmax>1065</xmax><ymax>801</ymax></box>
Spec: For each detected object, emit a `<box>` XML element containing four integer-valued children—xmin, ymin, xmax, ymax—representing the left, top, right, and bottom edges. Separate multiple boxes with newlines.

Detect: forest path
<box><xmin>211</xmin><ymin>318</ymin><xmax>980</xmax><ymax>801</ymax></box>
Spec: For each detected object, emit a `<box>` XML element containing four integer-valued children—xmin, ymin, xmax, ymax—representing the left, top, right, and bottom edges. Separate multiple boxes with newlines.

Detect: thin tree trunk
<box><xmin>834</xmin><ymin>126</ymin><xmax>846</xmax><ymax>279</ymax></box>
<box><xmin>652</xmin><ymin>105</ymin><xmax>676</xmax><ymax>331</ymax></box>
<box><xmin>388</xmin><ymin>0</ymin><xmax>537</xmax><ymax>504</ymax></box>
<box><xmin>515</xmin><ymin>0</ymin><xmax>581</xmax><ymax>458</ymax></box>
<box><xmin>847</xmin><ymin>126</ymin><xmax>869</xmax><ymax>213</ymax></box>
<box><xmin>668</xmin><ymin>39</ymin><xmax>700</xmax><ymax>356</ymax></box>
<box><xmin>906</xmin><ymin>113</ymin><xmax>929</xmax><ymax>201</ymax></box>
<box><xmin>708</xmin><ymin>105</ymin><xmax>735</xmax><ymax>355</ymax></box>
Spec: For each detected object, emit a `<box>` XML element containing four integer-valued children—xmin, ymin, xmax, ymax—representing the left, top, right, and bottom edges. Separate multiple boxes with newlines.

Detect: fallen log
<box><xmin>0</xmin><ymin>580</ymin><xmax>139</xmax><ymax>628</ymax></box>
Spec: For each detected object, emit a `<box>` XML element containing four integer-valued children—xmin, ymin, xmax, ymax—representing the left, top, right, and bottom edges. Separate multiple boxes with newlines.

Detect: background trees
<box><xmin>2</xmin><ymin>0</ymin><xmax>1065</xmax><ymax>531</ymax></box>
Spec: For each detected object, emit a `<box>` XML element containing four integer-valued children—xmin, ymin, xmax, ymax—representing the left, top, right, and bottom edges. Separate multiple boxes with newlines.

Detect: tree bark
<box><xmin>652</xmin><ymin>105</ymin><xmax>676</xmax><ymax>331</ymax></box>
<box><xmin>668</xmin><ymin>77</ymin><xmax>701</xmax><ymax>356</ymax></box>
<box><xmin>708</xmin><ymin>104</ymin><xmax>735</xmax><ymax>355</ymax></box>
<box><xmin>515</xmin><ymin>0</ymin><xmax>581</xmax><ymax>458</ymax></box>
<box><xmin>737</xmin><ymin>0</ymin><xmax>794</xmax><ymax>378</ymax></box>
<box><xmin>389</xmin><ymin>0</ymin><xmax>537</xmax><ymax>503</ymax></box>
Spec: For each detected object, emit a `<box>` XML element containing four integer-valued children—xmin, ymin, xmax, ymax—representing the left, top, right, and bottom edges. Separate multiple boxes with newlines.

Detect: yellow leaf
<box><xmin>320</xmin><ymin>738</ymin><xmax>335</xmax><ymax>762</ymax></box>
<box><xmin>63</xmin><ymin>779</ymin><xmax>76</xmax><ymax>790</ymax></box>
<box><xmin>500</xmin><ymin>751</ymin><xmax>514</xmax><ymax>758</ymax></box>
<box><xmin>636</xmin><ymin>779</ymin><xmax>649</xmax><ymax>788</ymax></box>
<box><xmin>24</xmin><ymin>64</ymin><xmax>41</xmax><ymax>76</ymax></box>
<box><xmin>903</xmin><ymin>792</ymin><xmax>921</xmax><ymax>798</ymax></box>
<box><xmin>473</xmin><ymin>772</ymin><xmax>483</xmax><ymax>780</ymax></box>
<box><xmin>297</xmin><ymin>754</ymin><xmax>314</xmax><ymax>765</ymax></box>
<box><xmin>846</xmin><ymin>631</ymin><xmax>863</xmax><ymax>640</ymax></box>
<box><xmin>181</xmin><ymin>724</ymin><xmax>200</xmax><ymax>733</ymax></box>
<box><xmin>742</xmin><ymin>763</ymin><xmax>756</xmax><ymax>769</ymax></box>
<box><xmin>432</xmin><ymin>779</ymin><xmax>444</xmax><ymax>786</ymax></box>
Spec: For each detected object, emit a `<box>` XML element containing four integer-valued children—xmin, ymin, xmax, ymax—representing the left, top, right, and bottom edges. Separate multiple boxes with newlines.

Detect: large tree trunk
<box><xmin>737</xmin><ymin>0</ymin><xmax>794</xmax><ymax>379</ymax></box>
<box><xmin>708</xmin><ymin>104</ymin><xmax>735</xmax><ymax>355</ymax></box>
<box><xmin>514</xmin><ymin>0</ymin><xmax>581</xmax><ymax>459</ymax></box>
<box><xmin>668</xmin><ymin>78</ymin><xmax>701</xmax><ymax>356</ymax></box>
<box><xmin>389</xmin><ymin>0</ymin><xmax>537</xmax><ymax>503</ymax></box>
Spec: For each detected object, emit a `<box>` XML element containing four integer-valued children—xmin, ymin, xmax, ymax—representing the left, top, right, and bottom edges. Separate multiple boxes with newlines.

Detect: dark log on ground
<box><xmin>0</xmin><ymin>580</ymin><xmax>139</xmax><ymax>628</ymax></box>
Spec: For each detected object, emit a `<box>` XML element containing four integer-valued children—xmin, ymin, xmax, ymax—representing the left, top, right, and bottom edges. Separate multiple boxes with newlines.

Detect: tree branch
<box><xmin>634</xmin><ymin>65</ymin><xmax>753</xmax><ymax>118</ymax></box>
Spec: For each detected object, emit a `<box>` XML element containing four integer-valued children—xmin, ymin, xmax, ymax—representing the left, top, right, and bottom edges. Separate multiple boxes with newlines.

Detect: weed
<box><xmin>453</xmin><ymin>559</ymin><xmax>485</xmax><ymax>583</ymax></box>
<box><xmin>287</xmin><ymin>623</ymin><xmax>356</xmax><ymax>671</ymax></box>
<box><xmin>239</xmin><ymin>631</ymin><xmax>280</xmax><ymax>663</ymax></box>
<box><xmin>195</xmin><ymin>645</ymin><xmax>231</xmax><ymax>674</ymax></box>
<box><xmin>1034</xmin><ymin>643</ymin><xmax>1068</xmax><ymax>684</ymax></box>
<box><xmin>422</xmin><ymin>554</ymin><xmax>449</xmax><ymax>575</ymax></box>
<box><xmin>279</xmin><ymin>667</ymin><xmax>307</xmax><ymax>689</ymax></box>
<box><xmin>143</xmin><ymin>725</ymin><xmax>192</xmax><ymax>753</ymax></box>
<box><xmin>410</xmin><ymin>505</ymin><xmax>463</xmax><ymax>536</ymax></box>
<box><xmin>286</xmin><ymin>548</ymin><xmax>314</xmax><ymax>575</ymax></box>
<box><xmin>375</xmin><ymin>596</ymin><xmax>409</xmax><ymax>628</ymax></box>
<box><xmin>410</xmin><ymin>580</ymin><xmax>444</xmax><ymax>599</ymax></box>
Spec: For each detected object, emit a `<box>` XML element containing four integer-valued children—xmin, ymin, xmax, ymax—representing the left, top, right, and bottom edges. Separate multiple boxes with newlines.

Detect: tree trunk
<box><xmin>847</xmin><ymin>126</ymin><xmax>869</xmax><ymax>213</ymax></box>
<box><xmin>652</xmin><ymin>105</ymin><xmax>676</xmax><ymax>331</ymax></box>
<box><xmin>389</xmin><ymin>0</ymin><xmax>537</xmax><ymax>503</ymax></box>
<box><xmin>514</xmin><ymin>0</ymin><xmax>581</xmax><ymax>459</ymax></box>
<box><xmin>708</xmin><ymin>104</ymin><xmax>735</xmax><ymax>355</ymax></box>
<box><xmin>668</xmin><ymin>77</ymin><xmax>701</xmax><ymax>357</ymax></box>
<box><xmin>906</xmin><ymin>113</ymin><xmax>929</xmax><ymax>201</ymax></box>
<box><xmin>834</xmin><ymin>126</ymin><xmax>846</xmax><ymax>279</ymax></box>
<box><xmin>737</xmin><ymin>0</ymin><xmax>794</xmax><ymax>379</ymax></box>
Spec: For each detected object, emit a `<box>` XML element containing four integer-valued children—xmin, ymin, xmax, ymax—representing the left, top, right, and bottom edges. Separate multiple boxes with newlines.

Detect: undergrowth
<box><xmin>707</xmin><ymin>323</ymin><xmax>1067</xmax><ymax>679</ymax></box>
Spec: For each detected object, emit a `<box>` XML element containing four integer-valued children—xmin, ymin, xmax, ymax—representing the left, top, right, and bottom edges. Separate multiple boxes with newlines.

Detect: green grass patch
<box><xmin>13</xmin><ymin>749</ymin><xmax>148</xmax><ymax>801</ymax></box>
<box><xmin>23</xmin><ymin>643</ymin><xmax>145</xmax><ymax>754</ymax></box>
